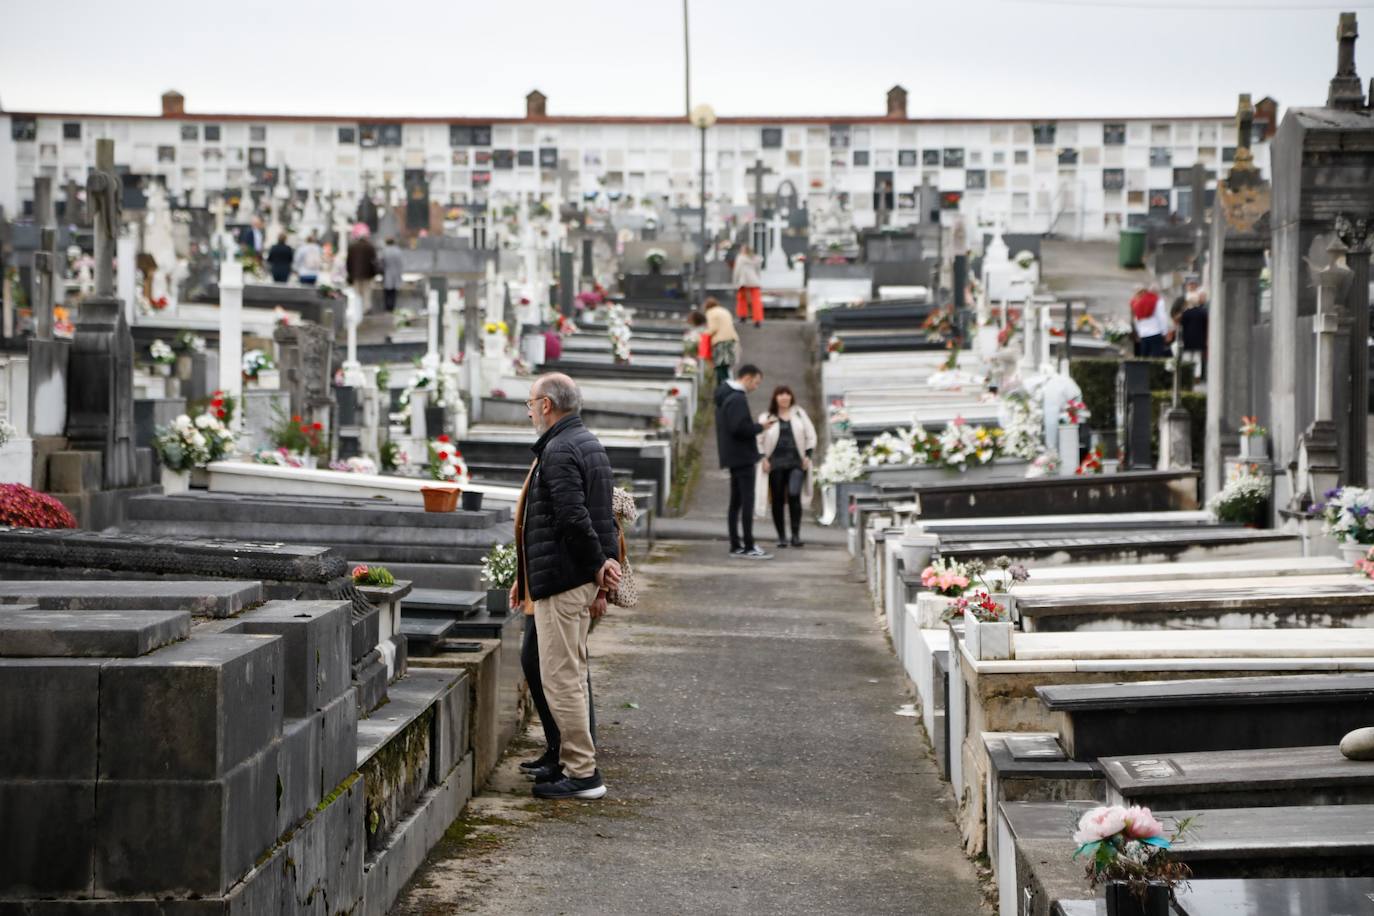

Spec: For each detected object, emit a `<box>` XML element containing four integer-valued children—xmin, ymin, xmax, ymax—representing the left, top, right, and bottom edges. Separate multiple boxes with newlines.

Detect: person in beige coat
<box><xmin>754</xmin><ymin>385</ymin><xmax>818</xmax><ymax>547</ymax></box>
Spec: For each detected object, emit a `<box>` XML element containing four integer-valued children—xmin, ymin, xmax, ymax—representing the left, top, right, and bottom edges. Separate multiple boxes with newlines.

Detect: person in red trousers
<box><xmin>733</xmin><ymin>244</ymin><xmax>764</xmax><ymax>328</ymax></box>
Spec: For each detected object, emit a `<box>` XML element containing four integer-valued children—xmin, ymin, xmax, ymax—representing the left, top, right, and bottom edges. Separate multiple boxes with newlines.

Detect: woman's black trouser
<box><xmin>521</xmin><ymin>613</ymin><xmax>596</xmax><ymax>755</ymax></box>
<box><xmin>768</xmin><ymin>466</ymin><xmax>803</xmax><ymax>540</ymax></box>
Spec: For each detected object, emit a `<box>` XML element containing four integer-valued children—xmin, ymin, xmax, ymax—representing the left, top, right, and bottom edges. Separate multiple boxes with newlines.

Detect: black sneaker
<box><xmin>776</xmin><ymin>539</ymin><xmax>789</xmax><ymax>548</ymax></box>
<box><xmin>532</xmin><ymin>769</ymin><xmax>607</xmax><ymax>800</ymax></box>
<box><xmin>532</xmin><ymin>763</ymin><xmax>565</xmax><ymax>784</ymax></box>
<box><xmin>519</xmin><ymin>749</ymin><xmax>558</xmax><ymax>773</ymax></box>
<box><xmin>791</xmin><ymin>536</ymin><xmax>805</xmax><ymax>548</ymax></box>
<box><xmin>729</xmin><ymin>546</ymin><xmax>747</xmax><ymax>558</ymax></box>
<box><xmin>740</xmin><ymin>546</ymin><xmax>773</xmax><ymax>560</ymax></box>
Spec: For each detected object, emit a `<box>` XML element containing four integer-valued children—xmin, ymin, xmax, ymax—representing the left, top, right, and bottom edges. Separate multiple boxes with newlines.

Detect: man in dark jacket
<box><xmin>265</xmin><ymin>233</ymin><xmax>294</xmax><ymax>283</ymax></box>
<box><xmin>715</xmin><ymin>364</ymin><xmax>774</xmax><ymax>560</ymax></box>
<box><xmin>515</xmin><ymin>372</ymin><xmax>621</xmax><ymax>800</ymax></box>
<box><xmin>346</xmin><ymin>231</ymin><xmax>379</xmax><ymax>313</ymax></box>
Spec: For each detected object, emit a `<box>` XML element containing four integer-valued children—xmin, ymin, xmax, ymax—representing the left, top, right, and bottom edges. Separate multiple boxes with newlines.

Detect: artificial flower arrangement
<box><xmin>480</xmin><ymin>542</ymin><xmax>518</xmax><ymax>590</ymax></box>
<box><xmin>861</xmin><ymin>417</ymin><xmax>1007</xmax><ymax>473</ymax></box>
<box><xmin>920</xmin><ymin>557</ymin><xmax>970</xmax><ymax>597</ymax></box>
<box><xmin>150</xmin><ymin>296</ymin><xmax>170</xmax><ymax>311</ymax></box>
<box><xmin>0</xmin><ymin>483</ymin><xmax>78</xmax><ymax>530</ymax></box>
<box><xmin>255</xmin><ymin>448</ymin><xmax>304</xmax><ymax>468</ymax></box>
<box><xmin>815</xmin><ymin>437</ymin><xmax>865</xmax><ymax>485</ymax></box>
<box><xmin>940</xmin><ymin>556</ymin><xmax>1029</xmax><ymax>622</ymax></box>
<box><xmin>1076</xmin><ymin>446</ymin><xmax>1105</xmax><ymax>476</ymax></box>
<box><xmin>1102</xmin><ymin>319</ymin><xmax>1133</xmax><ymax>346</ymax></box>
<box><xmin>273</xmin><ymin>306</ymin><xmax>291</xmax><ymax>327</ymax></box>
<box><xmin>0</xmin><ymin>418</ymin><xmax>15</xmax><ymax>448</ymax></box>
<box><xmin>1206</xmin><ymin>468</ymin><xmax>1269</xmax><ymax>527</ymax></box>
<box><xmin>269</xmin><ymin>410</ymin><xmax>327</xmax><ymax>462</ymax></box>
<box><xmin>379</xmin><ymin>439</ymin><xmax>408</xmax><ymax>473</ymax></box>
<box><xmin>1320</xmin><ymin>486</ymin><xmax>1374</xmax><ymax>544</ymax></box>
<box><xmin>394</xmin><ymin>307</ymin><xmax>417</xmax><ymax>329</ymax></box>
<box><xmin>1061</xmin><ymin>399</ymin><xmax>1090</xmax><ymax>426</ymax></box>
<box><xmin>1000</xmin><ymin>394</ymin><xmax>1045</xmax><ymax>461</ymax></box>
<box><xmin>555</xmin><ymin>314</ymin><xmax>579</xmax><ymax>338</ymax></box>
<box><xmin>644</xmin><ymin>248</ymin><xmax>668</xmax><ymax>271</ymax></box>
<box><xmin>330</xmin><ymin>456</ymin><xmax>378</xmax><ymax>475</ymax></box>
<box><xmin>351</xmin><ymin>564</ymin><xmax>395</xmax><ymax>587</ymax></box>
<box><xmin>483</xmin><ymin>320</ymin><xmax>509</xmax><ymax>336</ymax></box>
<box><xmin>575</xmin><ymin>289</ymin><xmax>606</xmax><ymax>311</ymax></box>
<box><xmin>1239</xmin><ymin>416</ymin><xmax>1267</xmax><ymax>437</ymax></box>
<box><xmin>242</xmin><ymin>349</ymin><xmax>273</xmax><ymax>380</ymax></box>
<box><xmin>428</xmin><ymin>435</ymin><xmax>468</xmax><ymax>483</ymax></box>
<box><xmin>605</xmin><ymin>303</ymin><xmax>633</xmax><ymax>363</ymax></box>
<box><xmin>1356</xmin><ymin>547</ymin><xmax>1374</xmax><ymax>580</ymax></box>
<box><xmin>826</xmin><ymin>336</ymin><xmax>845</xmax><ymax>354</ymax></box>
<box><xmin>154</xmin><ymin>412</ymin><xmax>236</xmax><ymax>472</ymax></box>
<box><xmin>1025</xmin><ymin>451</ymin><xmax>1060</xmax><ymax>478</ymax></box>
<box><xmin>173</xmin><ymin>329</ymin><xmax>207</xmax><ymax>355</ymax></box>
<box><xmin>1013</xmin><ymin>249</ymin><xmax>1036</xmax><ymax>270</ymax></box>
<box><xmin>1073</xmin><ymin>804</ymin><xmax>1193</xmax><ymax>910</ymax></box>
<box><xmin>149</xmin><ymin>339</ymin><xmax>176</xmax><ymax>366</ymax></box>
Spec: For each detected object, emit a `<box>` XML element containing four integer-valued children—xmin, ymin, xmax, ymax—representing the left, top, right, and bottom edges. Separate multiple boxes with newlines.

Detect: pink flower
<box><xmin>1072</xmin><ymin>805</ymin><xmax>1127</xmax><ymax>847</ymax></box>
<box><xmin>351</xmin><ymin>565</ymin><xmax>369</xmax><ymax>579</ymax></box>
<box><xmin>921</xmin><ymin>567</ymin><xmax>939</xmax><ymax>587</ymax></box>
<box><xmin>1122</xmin><ymin>806</ymin><xmax>1165</xmax><ymax>841</ymax></box>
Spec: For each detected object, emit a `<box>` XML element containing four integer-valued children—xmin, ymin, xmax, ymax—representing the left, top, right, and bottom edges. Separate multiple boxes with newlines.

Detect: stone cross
<box><xmin>33</xmin><ymin>178</ymin><xmax>61</xmax><ymax>322</ymax></box>
<box><xmin>876</xmin><ymin>179</ymin><xmax>892</xmax><ymax>229</ymax></box>
<box><xmin>341</xmin><ymin>287</ymin><xmax>363</xmax><ymax>384</ymax></box>
<box><xmin>64</xmin><ymin>179</ymin><xmax>82</xmax><ymax>227</ymax></box>
<box><xmin>552</xmin><ymin>158</ymin><xmax>577</xmax><ymax>217</ymax></box>
<box><xmin>1292</xmin><ymin>236</ymin><xmax>1353</xmax><ymax>507</ymax></box>
<box><xmin>1329</xmin><ymin>12</ymin><xmax>1366</xmax><ymax>110</ymax></box>
<box><xmin>1234</xmin><ymin>93</ymin><xmax>1255</xmax><ymax>165</ymax></box>
<box><xmin>745</xmin><ymin>159</ymin><xmax>774</xmax><ymax>221</ymax></box>
<box><xmin>87</xmin><ymin>140</ymin><xmax>121</xmax><ymax>298</ymax></box>
<box><xmin>217</xmin><ymin>260</ymin><xmax>245</xmax><ymax>438</ymax></box>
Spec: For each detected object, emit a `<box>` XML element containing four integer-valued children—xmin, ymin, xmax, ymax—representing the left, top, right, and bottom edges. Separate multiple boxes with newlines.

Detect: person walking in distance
<box><xmin>346</xmin><ymin>225</ymin><xmax>379</xmax><ymax>313</ymax></box>
<box><xmin>381</xmin><ymin>237</ymin><xmax>404</xmax><ymax>312</ymax></box>
<box><xmin>515</xmin><ymin>373</ymin><xmax>621</xmax><ymax>799</ymax></box>
<box><xmin>703</xmin><ymin>297</ymin><xmax>739</xmax><ymax>385</ymax></box>
<box><xmin>733</xmin><ymin>243</ymin><xmax>764</xmax><ymax>328</ymax></box>
<box><xmin>715</xmin><ymin>364</ymin><xmax>774</xmax><ymax>560</ymax></box>
<box><xmin>293</xmin><ymin>232</ymin><xmax>323</xmax><ymax>286</ymax></box>
<box><xmin>265</xmin><ymin>233</ymin><xmax>294</xmax><ymax>283</ymax></box>
<box><xmin>755</xmin><ymin>385</ymin><xmax>818</xmax><ymax>548</ymax></box>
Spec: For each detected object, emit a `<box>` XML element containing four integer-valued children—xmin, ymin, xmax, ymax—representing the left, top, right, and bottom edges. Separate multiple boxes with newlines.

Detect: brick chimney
<box><xmin>526</xmin><ymin>90</ymin><xmax>547</xmax><ymax>119</ymax></box>
<box><xmin>886</xmin><ymin>85</ymin><xmax>908</xmax><ymax>120</ymax></box>
<box><xmin>1254</xmin><ymin>96</ymin><xmax>1279</xmax><ymax>140</ymax></box>
<box><xmin>161</xmin><ymin>90</ymin><xmax>185</xmax><ymax>117</ymax></box>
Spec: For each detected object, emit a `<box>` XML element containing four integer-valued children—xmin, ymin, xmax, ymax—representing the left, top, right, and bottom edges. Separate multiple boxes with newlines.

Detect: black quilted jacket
<box><xmin>522</xmin><ymin>414</ymin><xmax>619</xmax><ymax>602</ymax></box>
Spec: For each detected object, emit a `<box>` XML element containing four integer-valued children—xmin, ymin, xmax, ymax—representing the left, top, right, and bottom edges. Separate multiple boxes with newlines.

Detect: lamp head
<box><xmin>690</xmin><ymin>104</ymin><xmax>717</xmax><ymax>129</ymax></box>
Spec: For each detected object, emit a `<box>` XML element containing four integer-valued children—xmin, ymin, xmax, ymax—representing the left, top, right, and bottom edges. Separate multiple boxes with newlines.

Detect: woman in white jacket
<box><xmin>754</xmin><ymin>385</ymin><xmax>818</xmax><ymax>547</ymax></box>
<box><xmin>732</xmin><ymin>244</ymin><xmax>764</xmax><ymax>328</ymax></box>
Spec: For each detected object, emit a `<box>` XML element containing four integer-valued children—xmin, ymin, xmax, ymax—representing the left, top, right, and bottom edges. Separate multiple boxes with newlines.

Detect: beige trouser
<box><xmin>533</xmin><ymin>580</ymin><xmax>599</xmax><ymax>778</ymax></box>
<box><xmin>353</xmin><ymin>278</ymin><xmax>374</xmax><ymax>311</ymax></box>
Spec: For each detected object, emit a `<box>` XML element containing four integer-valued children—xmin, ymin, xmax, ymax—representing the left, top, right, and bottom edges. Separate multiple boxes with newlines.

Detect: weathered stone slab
<box><xmin>95</xmin><ymin>741</ymin><xmax>280</xmax><ymax>897</ymax></box>
<box><xmin>0</xmin><ymin>579</ymin><xmax>263</xmax><ymax>616</ymax></box>
<box><xmin>1017</xmin><ymin>575</ymin><xmax>1374</xmax><ymax>632</ymax></box>
<box><xmin>1102</xmin><ymin>744</ymin><xmax>1374</xmax><ymax>810</ymax></box>
<box><xmin>0</xmin><ymin>779</ymin><xmax>95</xmax><ymax>896</ymax></box>
<box><xmin>0</xmin><ymin>608</ymin><xmax>190</xmax><ymax>657</ymax></box>
<box><xmin>1172</xmin><ymin>878</ymin><xmax>1374</xmax><ymax>916</ymax></box>
<box><xmin>1039</xmin><ymin>673</ymin><xmax>1374</xmax><ymax>760</ymax></box>
<box><xmin>221</xmin><ymin>600</ymin><xmax>350</xmax><ymax>717</ymax></box>
<box><xmin>98</xmin><ymin>634</ymin><xmax>283</xmax><ymax>780</ymax></box>
<box><xmin>1011</xmin><ymin>628</ymin><xmax>1374</xmax><ymax>661</ymax></box>
<box><xmin>0</xmin><ymin>659</ymin><xmax>101</xmax><ymax>779</ymax></box>
<box><xmin>1021</xmin><ymin>556</ymin><xmax>1350</xmax><ymax>587</ymax></box>
<box><xmin>939</xmin><ymin>528</ymin><xmax>1301</xmax><ymax>566</ymax></box>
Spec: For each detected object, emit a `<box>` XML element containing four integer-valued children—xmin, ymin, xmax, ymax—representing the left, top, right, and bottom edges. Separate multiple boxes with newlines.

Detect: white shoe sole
<box><xmin>573</xmin><ymin>785</ymin><xmax>608</xmax><ymax>799</ymax></box>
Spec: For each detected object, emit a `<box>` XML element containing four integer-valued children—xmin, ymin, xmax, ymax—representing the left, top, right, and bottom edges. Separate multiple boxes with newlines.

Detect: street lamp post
<box><xmin>690</xmin><ymin>104</ymin><xmax>716</xmax><ymax>308</ymax></box>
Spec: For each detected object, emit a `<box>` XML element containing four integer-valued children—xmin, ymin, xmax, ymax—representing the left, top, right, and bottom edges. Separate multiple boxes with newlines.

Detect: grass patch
<box><xmin>431</xmin><ymin>810</ymin><xmax>520</xmax><ymax>860</ymax></box>
<box><xmin>667</xmin><ymin>383</ymin><xmax>714</xmax><ymax>516</ymax></box>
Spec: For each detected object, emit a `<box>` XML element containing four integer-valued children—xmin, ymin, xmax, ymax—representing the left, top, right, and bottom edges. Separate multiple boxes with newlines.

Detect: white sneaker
<box><xmin>740</xmin><ymin>546</ymin><xmax>773</xmax><ymax>560</ymax></box>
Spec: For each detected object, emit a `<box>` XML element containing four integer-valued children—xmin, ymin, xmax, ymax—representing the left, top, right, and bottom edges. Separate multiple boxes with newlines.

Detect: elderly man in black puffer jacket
<box><xmin>514</xmin><ymin>372</ymin><xmax>621</xmax><ymax>800</ymax></box>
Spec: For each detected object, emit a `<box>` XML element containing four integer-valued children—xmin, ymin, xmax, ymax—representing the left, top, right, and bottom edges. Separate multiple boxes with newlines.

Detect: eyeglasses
<box><xmin>525</xmin><ymin>396</ymin><xmax>549</xmax><ymax>409</ymax></box>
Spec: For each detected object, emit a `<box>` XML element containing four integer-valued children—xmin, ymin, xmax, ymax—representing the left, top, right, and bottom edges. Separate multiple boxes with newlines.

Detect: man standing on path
<box><xmin>715</xmin><ymin>363</ymin><xmax>774</xmax><ymax>560</ymax></box>
<box><xmin>517</xmin><ymin>372</ymin><xmax>622</xmax><ymax>800</ymax></box>
<box><xmin>381</xmin><ymin>237</ymin><xmax>404</xmax><ymax>312</ymax></box>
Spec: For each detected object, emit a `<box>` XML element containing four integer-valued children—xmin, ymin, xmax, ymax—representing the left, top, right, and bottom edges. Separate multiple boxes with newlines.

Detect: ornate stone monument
<box><xmin>67</xmin><ymin>139</ymin><xmax>138</xmax><ymax>489</ymax></box>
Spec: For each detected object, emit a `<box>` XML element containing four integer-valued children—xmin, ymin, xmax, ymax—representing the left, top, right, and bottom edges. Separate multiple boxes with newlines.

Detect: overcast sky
<box><xmin>0</xmin><ymin>0</ymin><xmax>1366</xmax><ymax>120</ymax></box>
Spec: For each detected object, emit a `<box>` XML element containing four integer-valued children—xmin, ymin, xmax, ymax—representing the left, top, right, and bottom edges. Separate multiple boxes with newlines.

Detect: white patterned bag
<box><xmin>608</xmin><ymin>487</ymin><xmax>640</xmax><ymax>608</ymax></box>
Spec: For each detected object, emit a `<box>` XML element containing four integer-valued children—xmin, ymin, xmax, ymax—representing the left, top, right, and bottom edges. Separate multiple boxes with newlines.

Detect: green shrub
<box><xmin>1070</xmin><ymin>358</ymin><xmax>1197</xmax><ymax>432</ymax></box>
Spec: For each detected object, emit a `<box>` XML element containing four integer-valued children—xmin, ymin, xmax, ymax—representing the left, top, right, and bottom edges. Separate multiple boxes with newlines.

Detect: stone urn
<box><xmin>1057</xmin><ymin>422</ymin><xmax>1081</xmax><ymax>476</ymax></box>
<box><xmin>1239</xmin><ymin>433</ymin><xmax>1266</xmax><ymax>460</ymax></box>
<box><xmin>1340</xmin><ymin>541</ymin><xmax>1368</xmax><ymax>567</ymax></box>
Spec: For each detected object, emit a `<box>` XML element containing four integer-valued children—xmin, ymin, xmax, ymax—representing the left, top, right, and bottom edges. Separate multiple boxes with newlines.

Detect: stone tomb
<box><xmin>998</xmin><ymin>801</ymin><xmax>1374</xmax><ymax>916</ymax></box>
<box><xmin>0</xmin><ymin>578</ymin><xmax>262</xmax><ymax>616</ymax></box>
<box><xmin>1013</xmin><ymin>574</ymin><xmax>1374</xmax><ymax>632</ymax></box>
<box><xmin>0</xmin><ymin>608</ymin><xmax>190</xmax><ymax>657</ymax></box>
<box><xmin>1038</xmin><ymin>673</ymin><xmax>1374</xmax><ymax>761</ymax></box>
<box><xmin>1101</xmin><ymin>744</ymin><xmax>1374</xmax><ymax>810</ymax></box>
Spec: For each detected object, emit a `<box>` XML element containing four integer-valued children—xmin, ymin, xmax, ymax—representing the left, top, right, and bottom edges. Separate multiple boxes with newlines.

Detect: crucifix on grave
<box><xmin>1328</xmin><ymin>12</ymin><xmax>1366</xmax><ymax>109</ymax></box>
<box><xmin>1292</xmin><ymin>236</ymin><xmax>1355</xmax><ymax>512</ymax></box>
<box><xmin>746</xmin><ymin>158</ymin><xmax>774</xmax><ymax>223</ymax></box>
<box><xmin>67</xmin><ymin>138</ymin><xmax>137</xmax><ymax>488</ymax></box>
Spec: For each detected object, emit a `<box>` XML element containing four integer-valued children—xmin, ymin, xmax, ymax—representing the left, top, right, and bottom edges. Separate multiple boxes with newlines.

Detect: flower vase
<box><xmin>483</xmin><ymin>333</ymin><xmax>505</xmax><ymax>356</ymax></box>
<box><xmin>486</xmin><ymin>588</ymin><xmax>509</xmax><ymax>617</ymax></box>
<box><xmin>256</xmin><ymin>368</ymin><xmax>280</xmax><ymax>390</ymax></box>
<box><xmin>156</xmin><ymin>363</ymin><xmax>173</xmax><ymax>377</ymax></box>
<box><xmin>1239</xmin><ymin>434</ymin><xmax>1265</xmax><ymax>460</ymax></box>
<box><xmin>461</xmin><ymin>490</ymin><xmax>484</xmax><ymax>511</ymax></box>
<box><xmin>301</xmin><ymin>454</ymin><xmax>318</xmax><ymax>470</ymax></box>
<box><xmin>1057</xmin><ymin>423</ymin><xmax>1080</xmax><ymax>477</ymax></box>
<box><xmin>175</xmin><ymin>354</ymin><xmax>193</xmax><ymax>381</ymax></box>
<box><xmin>160</xmin><ymin>466</ymin><xmax>190</xmax><ymax>495</ymax></box>
<box><xmin>966</xmin><ymin>618</ymin><xmax>1013</xmax><ymax>661</ymax></box>
<box><xmin>1340</xmin><ymin>542</ymin><xmax>1367</xmax><ymax>568</ymax></box>
<box><xmin>420</xmin><ymin>485</ymin><xmax>461</xmax><ymax>513</ymax></box>
<box><xmin>1104</xmin><ymin>881</ymin><xmax>1169</xmax><ymax>916</ymax></box>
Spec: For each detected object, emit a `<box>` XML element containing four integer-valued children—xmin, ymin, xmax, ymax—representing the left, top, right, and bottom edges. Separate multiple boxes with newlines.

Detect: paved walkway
<box><xmin>392</xmin><ymin>319</ymin><xmax>987</xmax><ymax>916</ymax></box>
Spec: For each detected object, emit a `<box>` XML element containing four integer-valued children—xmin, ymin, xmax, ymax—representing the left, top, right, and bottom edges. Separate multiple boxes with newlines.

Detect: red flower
<box><xmin>437</xmin><ymin>450</ymin><xmax>450</xmax><ymax>460</ymax></box>
<box><xmin>436</xmin><ymin>435</ymin><xmax>451</xmax><ymax>443</ymax></box>
<box><xmin>215</xmin><ymin>409</ymin><xmax>226</xmax><ymax>419</ymax></box>
<box><xmin>311</xmin><ymin>422</ymin><xmax>323</xmax><ymax>431</ymax></box>
<box><xmin>292</xmin><ymin>415</ymin><xmax>302</xmax><ymax>423</ymax></box>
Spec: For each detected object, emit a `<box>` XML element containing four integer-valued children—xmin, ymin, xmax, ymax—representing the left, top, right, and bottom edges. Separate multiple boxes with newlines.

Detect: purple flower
<box><xmin>1325</xmin><ymin>488</ymin><xmax>1343</xmax><ymax>500</ymax></box>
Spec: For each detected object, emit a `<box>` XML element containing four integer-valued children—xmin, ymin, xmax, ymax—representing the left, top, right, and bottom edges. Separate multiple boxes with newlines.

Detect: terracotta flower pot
<box><xmin>420</xmin><ymin>485</ymin><xmax>461</xmax><ymax>513</ymax></box>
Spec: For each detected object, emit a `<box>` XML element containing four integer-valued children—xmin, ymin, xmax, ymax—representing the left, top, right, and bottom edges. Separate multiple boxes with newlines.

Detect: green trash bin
<box><xmin>1118</xmin><ymin>228</ymin><xmax>1146</xmax><ymax>269</ymax></box>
